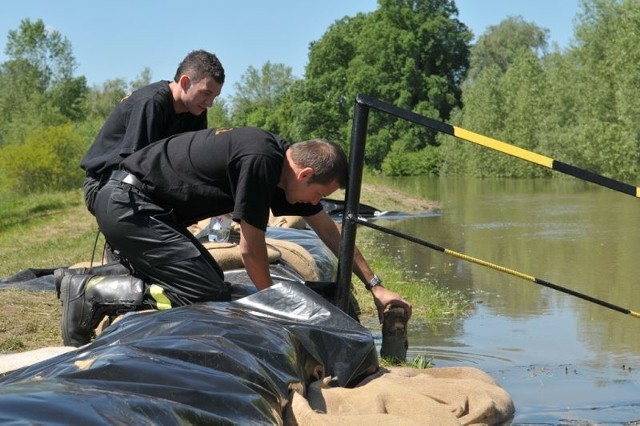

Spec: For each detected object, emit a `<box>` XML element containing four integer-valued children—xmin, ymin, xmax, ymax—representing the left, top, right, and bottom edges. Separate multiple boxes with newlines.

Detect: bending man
<box><xmin>60</xmin><ymin>127</ymin><xmax>412</xmax><ymax>346</ymax></box>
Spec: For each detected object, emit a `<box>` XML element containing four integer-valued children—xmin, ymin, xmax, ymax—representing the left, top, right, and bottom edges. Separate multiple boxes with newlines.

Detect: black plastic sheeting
<box><xmin>266</xmin><ymin>227</ymin><xmax>338</xmax><ymax>283</ymax></box>
<box><xmin>0</xmin><ymin>267</ymin><xmax>58</xmax><ymax>291</ymax></box>
<box><xmin>0</xmin><ymin>282</ymin><xmax>378</xmax><ymax>424</ymax></box>
<box><xmin>320</xmin><ymin>198</ymin><xmax>380</xmax><ymax>218</ymax></box>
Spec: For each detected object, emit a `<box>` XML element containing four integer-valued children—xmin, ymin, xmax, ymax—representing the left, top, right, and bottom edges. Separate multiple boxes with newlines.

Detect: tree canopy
<box><xmin>0</xmin><ymin>18</ymin><xmax>87</xmax><ymax>148</ymax></box>
<box><xmin>293</xmin><ymin>0</ymin><xmax>472</xmax><ymax>168</ymax></box>
<box><xmin>446</xmin><ymin>0</ymin><xmax>640</xmax><ymax>180</ymax></box>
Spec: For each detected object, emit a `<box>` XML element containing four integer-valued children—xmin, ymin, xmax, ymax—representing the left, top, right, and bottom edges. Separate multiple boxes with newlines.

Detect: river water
<box><xmin>366</xmin><ymin>176</ymin><xmax>640</xmax><ymax>424</ymax></box>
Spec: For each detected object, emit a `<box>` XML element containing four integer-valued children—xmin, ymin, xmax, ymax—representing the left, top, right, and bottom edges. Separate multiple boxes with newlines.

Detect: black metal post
<box><xmin>335</xmin><ymin>95</ymin><xmax>370</xmax><ymax>312</ymax></box>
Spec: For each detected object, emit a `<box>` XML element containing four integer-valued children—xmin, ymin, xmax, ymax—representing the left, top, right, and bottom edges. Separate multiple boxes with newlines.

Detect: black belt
<box><xmin>109</xmin><ymin>170</ymin><xmax>146</xmax><ymax>192</ymax></box>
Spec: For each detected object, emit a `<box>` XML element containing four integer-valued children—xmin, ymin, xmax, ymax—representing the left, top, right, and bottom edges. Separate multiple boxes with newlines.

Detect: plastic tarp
<box><xmin>0</xmin><ymin>282</ymin><xmax>378</xmax><ymax>424</ymax></box>
<box><xmin>0</xmin><ymin>267</ymin><xmax>58</xmax><ymax>291</ymax></box>
<box><xmin>266</xmin><ymin>227</ymin><xmax>337</xmax><ymax>283</ymax></box>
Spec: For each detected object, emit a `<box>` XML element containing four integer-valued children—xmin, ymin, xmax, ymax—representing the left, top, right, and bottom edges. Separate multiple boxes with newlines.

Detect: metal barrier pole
<box><xmin>335</xmin><ymin>95</ymin><xmax>370</xmax><ymax>312</ymax></box>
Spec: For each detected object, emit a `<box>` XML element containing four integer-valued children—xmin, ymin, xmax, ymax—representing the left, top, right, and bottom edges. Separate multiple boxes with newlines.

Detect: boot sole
<box><xmin>59</xmin><ymin>276</ymin><xmax>74</xmax><ymax>346</ymax></box>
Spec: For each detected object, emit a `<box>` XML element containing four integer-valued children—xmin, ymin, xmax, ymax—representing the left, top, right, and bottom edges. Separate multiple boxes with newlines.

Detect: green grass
<box><xmin>351</xmin><ymin>226</ymin><xmax>469</xmax><ymax>326</ymax></box>
<box><xmin>0</xmin><ymin>289</ymin><xmax>62</xmax><ymax>350</ymax></box>
<box><xmin>0</xmin><ymin>186</ymin><xmax>470</xmax><ymax>352</ymax></box>
<box><xmin>0</xmin><ymin>190</ymin><xmax>107</xmax><ymax>277</ymax></box>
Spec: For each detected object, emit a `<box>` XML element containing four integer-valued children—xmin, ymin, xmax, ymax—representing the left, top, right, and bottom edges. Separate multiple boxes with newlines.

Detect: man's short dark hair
<box><xmin>174</xmin><ymin>50</ymin><xmax>225</xmax><ymax>85</ymax></box>
<box><xmin>290</xmin><ymin>139</ymin><xmax>348</xmax><ymax>189</ymax></box>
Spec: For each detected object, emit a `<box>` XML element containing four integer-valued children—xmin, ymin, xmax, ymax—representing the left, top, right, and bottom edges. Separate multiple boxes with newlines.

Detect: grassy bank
<box><xmin>0</xmin><ymin>190</ymin><xmax>106</xmax><ymax>276</ymax></box>
<box><xmin>0</xmin><ymin>184</ymin><xmax>469</xmax><ymax>352</ymax></box>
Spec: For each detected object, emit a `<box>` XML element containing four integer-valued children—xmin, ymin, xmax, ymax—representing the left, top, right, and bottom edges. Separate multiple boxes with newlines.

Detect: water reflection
<box><xmin>364</xmin><ymin>176</ymin><xmax>640</xmax><ymax>423</ymax></box>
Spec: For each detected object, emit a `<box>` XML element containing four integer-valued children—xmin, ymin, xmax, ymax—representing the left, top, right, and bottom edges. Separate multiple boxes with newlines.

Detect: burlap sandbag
<box><xmin>285</xmin><ymin>366</ymin><xmax>514</xmax><ymax>426</ymax></box>
<box><xmin>268</xmin><ymin>214</ymin><xmax>307</xmax><ymax>229</ymax></box>
<box><xmin>0</xmin><ymin>347</ymin><xmax>76</xmax><ymax>374</ymax></box>
<box><xmin>202</xmin><ymin>241</ymin><xmax>281</xmax><ymax>271</ymax></box>
<box><xmin>187</xmin><ymin>218</ymin><xmax>212</xmax><ymax>236</ymax></box>
<box><xmin>74</xmin><ymin>214</ymin><xmax>318</xmax><ymax>282</ymax></box>
<box><xmin>205</xmin><ymin>238</ymin><xmax>319</xmax><ymax>282</ymax></box>
<box><xmin>69</xmin><ymin>261</ymin><xmax>104</xmax><ymax>269</ymax></box>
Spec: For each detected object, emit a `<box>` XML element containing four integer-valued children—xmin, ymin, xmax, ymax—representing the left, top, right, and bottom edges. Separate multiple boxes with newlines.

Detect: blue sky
<box><xmin>0</xmin><ymin>1</ymin><xmax>579</xmax><ymax>101</ymax></box>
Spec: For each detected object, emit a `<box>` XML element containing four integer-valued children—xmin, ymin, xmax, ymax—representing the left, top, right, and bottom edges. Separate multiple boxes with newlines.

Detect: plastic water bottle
<box><xmin>208</xmin><ymin>214</ymin><xmax>232</xmax><ymax>242</ymax></box>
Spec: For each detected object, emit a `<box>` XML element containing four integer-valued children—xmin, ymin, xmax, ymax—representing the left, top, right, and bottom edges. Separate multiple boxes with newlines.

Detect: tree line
<box><xmin>0</xmin><ymin>0</ymin><xmax>637</xmax><ymax>195</ymax></box>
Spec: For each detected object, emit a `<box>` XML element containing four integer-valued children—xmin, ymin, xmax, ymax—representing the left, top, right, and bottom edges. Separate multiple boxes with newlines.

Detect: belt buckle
<box><xmin>122</xmin><ymin>174</ymin><xmax>137</xmax><ymax>187</ymax></box>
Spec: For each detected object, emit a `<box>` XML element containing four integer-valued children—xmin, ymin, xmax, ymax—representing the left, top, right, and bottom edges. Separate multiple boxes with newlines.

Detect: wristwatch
<box><xmin>366</xmin><ymin>274</ymin><xmax>383</xmax><ymax>291</ymax></box>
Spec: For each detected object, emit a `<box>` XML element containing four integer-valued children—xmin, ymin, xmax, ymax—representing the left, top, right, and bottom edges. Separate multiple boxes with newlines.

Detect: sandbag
<box><xmin>286</xmin><ymin>366</ymin><xmax>515</xmax><ymax>426</ymax></box>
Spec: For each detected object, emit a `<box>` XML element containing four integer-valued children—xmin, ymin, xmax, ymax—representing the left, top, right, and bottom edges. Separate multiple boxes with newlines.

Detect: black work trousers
<box><xmin>93</xmin><ymin>180</ymin><xmax>230</xmax><ymax>308</ymax></box>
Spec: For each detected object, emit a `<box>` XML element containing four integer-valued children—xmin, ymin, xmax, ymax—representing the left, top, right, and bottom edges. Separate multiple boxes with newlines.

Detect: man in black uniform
<box><xmin>59</xmin><ymin>50</ymin><xmax>225</xmax><ymax>345</ymax></box>
<box><xmin>60</xmin><ymin>127</ymin><xmax>412</xmax><ymax>346</ymax></box>
<box><xmin>80</xmin><ymin>49</ymin><xmax>225</xmax><ymax>215</ymax></box>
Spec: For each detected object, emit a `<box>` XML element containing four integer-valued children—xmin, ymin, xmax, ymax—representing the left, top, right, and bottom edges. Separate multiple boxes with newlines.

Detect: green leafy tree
<box><xmin>84</xmin><ymin>78</ymin><xmax>129</xmax><ymax>121</ymax></box>
<box><xmin>75</xmin><ymin>78</ymin><xmax>130</xmax><ymax>156</ymax></box>
<box><xmin>567</xmin><ymin>0</ymin><xmax>640</xmax><ymax>179</ymax></box>
<box><xmin>5</xmin><ymin>18</ymin><xmax>87</xmax><ymax>120</ymax></box>
<box><xmin>448</xmin><ymin>0</ymin><xmax>640</xmax><ymax>181</ymax></box>
<box><xmin>0</xmin><ymin>19</ymin><xmax>87</xmax><ymax>146</ymax></box>
<box><xmin>5</xmin><ymin>18</ymin><xmax>75</xmax><ymax>87</ymax></box>
<box><xmin>49</xmin><ymin>75</ymin><xmax>88</xmax><ymax>121</ymax></box>
<box><xmin>229</xmin><ymin>62</ymin><xmax>297</xmax><ymax>134</ymax></box>
<box><xmin>130</xmin><ymin>67</ymin><xmax>152</xmax><ymax>92</ymax></box>
<box><xmin>207</xmin><ymin>98</ymin><xmax>233</xmax><ymax>128</ymax></box>
<box><xmin>82</xmin><ymin>69</ymin><xmax>155</xmax><ymax>147</ymax></box>
<box><xmin>295</xmin><ymin>0</ymin><xmax>472</xmax><ymax>169</ymax></box>
<box><xmin>491</xmin><ymin>50</ymin><xmax>551</xmax><ymax>177</ymax></box>
<box><xmin>444</xmin><ymin>17</ymin><xmax>552</xmax><ymax>177</ymax></box>
<box><xmin>0</xmin><ymin>59</ymin><xmax>67</xmax><ymax>147</ymax></box>
<box><xmin>468</xmin><ymin>16</ymin><xmax>549</xmax><ymax>79</ymax></box>
<box><xmin>84</xmin><ymin>68</ymin><xmax>154</xmax><ymax>124</ymax></box>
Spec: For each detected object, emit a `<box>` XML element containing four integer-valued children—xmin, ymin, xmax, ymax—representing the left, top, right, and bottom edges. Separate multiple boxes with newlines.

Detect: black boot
<box><xmin>54</xmin><ymin>263</ymin><xmax>131</xmax><ymax>299</ymax></box>
<box><xmin>60</xmin><ymin>274</ymin><xmax>144</xmax><ymax>347</ymax></box>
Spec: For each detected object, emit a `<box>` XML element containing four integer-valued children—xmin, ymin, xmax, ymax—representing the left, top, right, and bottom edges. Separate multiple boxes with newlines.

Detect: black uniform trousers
<box><xmin>93</xmin><ymin>179</ymin><xmax>230</xmax><ymax>309</ymax></box>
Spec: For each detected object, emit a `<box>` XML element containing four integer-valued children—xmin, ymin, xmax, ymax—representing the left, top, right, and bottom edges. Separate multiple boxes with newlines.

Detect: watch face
<box><xmin>368</xmin><ymin>275</ymin><xmax>382</xmax><ymax>289</ymax></box>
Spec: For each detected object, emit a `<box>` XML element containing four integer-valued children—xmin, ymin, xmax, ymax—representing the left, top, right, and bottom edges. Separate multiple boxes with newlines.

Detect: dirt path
<box><xmin>336</xmin><ymin>183</ymin><xmax>439</xmax><ymax>214</ymax></box>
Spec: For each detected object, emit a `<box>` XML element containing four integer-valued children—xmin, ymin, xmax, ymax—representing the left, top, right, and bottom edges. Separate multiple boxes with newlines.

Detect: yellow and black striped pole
<box><xmin>452</xmin><ymin>127</ymin><xmax>640</xmax><ymax>198</ymax></box>
<box><xmin>357</xmin><ymin>218</ymin><xmax>640</xmax><ymax>319</ymax></box>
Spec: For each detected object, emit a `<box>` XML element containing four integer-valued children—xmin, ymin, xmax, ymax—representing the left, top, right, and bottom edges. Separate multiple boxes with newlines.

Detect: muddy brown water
<box><xmin>367</xmin><ymin>176</ymin><xmax>640</xmax><ymax>424</ymax></box>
